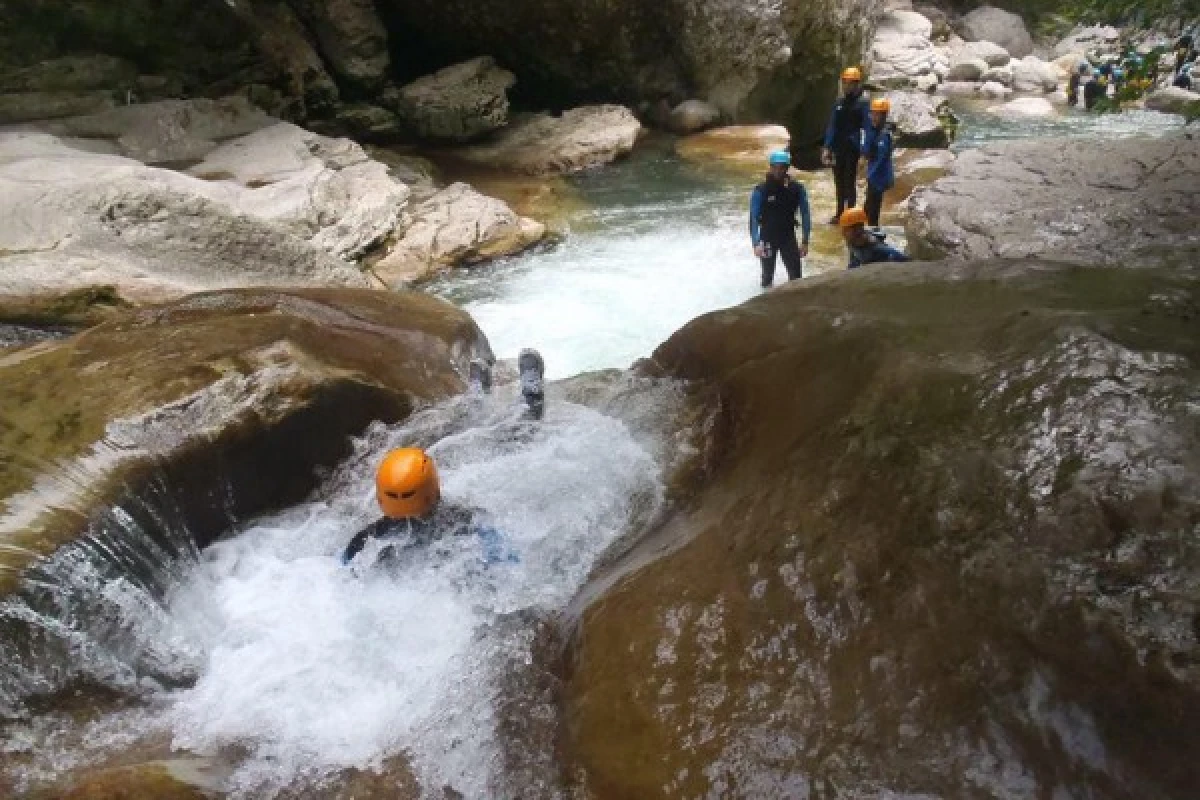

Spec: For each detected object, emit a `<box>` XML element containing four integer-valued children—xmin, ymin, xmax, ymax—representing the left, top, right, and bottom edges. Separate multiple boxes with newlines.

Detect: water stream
<box><xmin>0</xmin><ymin>104</ymin><xmax>1188</xmax><ymax>797</ymax></box>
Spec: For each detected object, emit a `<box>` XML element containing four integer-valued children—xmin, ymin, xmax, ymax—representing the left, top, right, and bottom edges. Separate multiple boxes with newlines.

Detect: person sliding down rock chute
<box><xmin>341</xmin><ymin>349</ymin><xmax>547</xmax><ymax>567</ymax></box>
<box><xmin>341</xmin><ymin>446</ymin><xmax>516</xmax><ymax>567</ymax></box>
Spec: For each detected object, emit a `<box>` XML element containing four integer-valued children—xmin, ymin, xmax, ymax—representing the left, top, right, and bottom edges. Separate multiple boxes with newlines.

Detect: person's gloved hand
<box><xmin>821</xmin><ymin>148</ymin><xmax>834</xmax><ymax>167</ymax></box>
<box><xmin>753</xmin><ymin>243</ymin><xmax>766</xmax><ymax>258</ymax></box>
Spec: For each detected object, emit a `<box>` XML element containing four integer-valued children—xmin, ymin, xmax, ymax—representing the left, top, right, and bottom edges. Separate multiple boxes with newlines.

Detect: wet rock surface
<box><xmin>0</xmin><ymin>288</ymin><xmax>489</xmax><ymax>593</ymax></box>
<box><xmin>372</xmin><ymin>182</ymin><xmax>546</xmax><ymax>286</ymax></box>
<box><xmin>564</xmin><ymin>258</ymin><xmax>1200</xmax><ymax>799</ymax></box>
<box><xmin>1145</xmin><ymin>87</ymin><xmax>1200</xmax><ymax>117</ymax></box>
<box><xmin>906</xmin><ymin>134</ymin><xmax>1200</xmax><ymax>263</ymax></box>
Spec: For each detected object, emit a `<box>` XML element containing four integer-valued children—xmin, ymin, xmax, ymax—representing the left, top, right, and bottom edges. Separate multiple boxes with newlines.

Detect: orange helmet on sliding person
<box><xmin>841</xmin><ymin>66</ymin><xmax>863</xmax><ymax>81</ymax></box>
<box><xmin>870</xmin><ymin>97</ymin><xmax>891</xmax><ymax>113</ymax></box>
<box><xmin>375</xmin><ymin>447</ymin><xmax>440</xmax><ymax>519</ymax></box>
<box><xmin>839</xmin><ymin>207</ymin><xmax>869</xmax><ymax>228</ymax></box>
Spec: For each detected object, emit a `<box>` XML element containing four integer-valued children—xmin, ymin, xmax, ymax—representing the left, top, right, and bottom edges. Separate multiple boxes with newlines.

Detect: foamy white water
<box><xmin>162</xmin><ymin>387</ymin><xmax>666</xmax><ymax>795</ymax></box>
<box><xmin>428</xmin><ymin>152</ymin><xmax>774</xmax><ymax>380</ymax></box>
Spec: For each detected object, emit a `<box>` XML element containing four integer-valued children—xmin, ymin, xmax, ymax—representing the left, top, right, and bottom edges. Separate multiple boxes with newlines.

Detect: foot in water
<box><xmin>518</xmin><ymin>348</ymin><xmax>545</xmax><ymax>420</ymax></box>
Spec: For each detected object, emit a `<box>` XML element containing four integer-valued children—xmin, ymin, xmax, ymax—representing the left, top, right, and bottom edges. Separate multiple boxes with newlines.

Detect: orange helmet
<box><xmin>870</xmin><ymin>97</ymin><xmax>891</xmax><ymax>113</ymax></box>
<box><xmin>375</xmin><ymin>448</ymin><xmax>440</xmax><ymax>519</ymax></box>
<box><xmin>839</xmin><ymin>207</ymin><xmax>869</xmax><ymax>228</ymax></box>
<box><xmin>841</xmin><ymin>67</ymin><xmax>863</xmax><ymax>82</ymax></box>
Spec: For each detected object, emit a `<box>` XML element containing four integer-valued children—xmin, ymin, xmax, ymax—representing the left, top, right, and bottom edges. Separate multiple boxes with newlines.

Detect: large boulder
<box><xmin>667</xmin><ymin>99</ymin><xmax>722</xmax><ymax>134</ymax></box>
<box><xmin>38</xmin><ymin>96</ymin><xmax>275</xmax><ymax>165</ymax></box>
<box><xmin>563</xmin><ymin>258</ymin><xmax>1200</xmax><ymax>798</ymax></box>
<box><xmin>906</xmin><ymin>135</ymin><xmax>1200</xmax><ymax>262</ymax></box>
<box><xmin>951</xmin><ymin>39</ymin><xmax>1011</xmax><ymax>68</ymax></box>
<box><xmin>387</xmin><ymin>56</ymin><xmax>516</xmax><ymax>142</ymax></box>
<box><xmin>946</xmin><ymin>57</ymin><xmax>989</xmax><ymax>82</ymax></box>
<box><xmin>287</xmin><ymin>0</ymin><xmax>391</xmax><ymax>93</ymax></box>
<box><xmin>1055</xmin><ymin>25</ymin><xmax>1121</xmax><ymax>59</ymax></box>
<box><xmin>957</xmin><ymin>5</ymin><xmax>1034</xmax><ymax>58</ymax></box>
<box><xmin>978</xmin><ymin>80</ymin><xmax>1012</xmax><ymax>99</ymax></box>
<box><xmin>881</xmin><ymin>91</ymin><xmax>953</xmax><ymax>147</ymax></box>
<box><xmin>1145</xmin><ymin>87</ymin><xmax>1200</xmax><ymax>117</ymax></box>
<box><xmin>372</xmin><ymin>183</ymin><xmax>546</xmax><ymax>286</ymax></box>
<box><xmin>981</xmin><ymin>64</ymin><xmax>1014</xmax><ymax>87</ymax></box>
<box><xmin>379</xmin><ymin>0</ymin><xmax>881</xmax><ymax>149</ymax></box>
<box><xmin>869</xmin><ymin>10</ymin><xmax>943</xmax><ymax>88</ymax></box>
<box><xmin>0</xmin><ymin>288</ymin><xmax>490</xmax><ymax>711</ymax></box>
<box><xmin>0</xmin><ymin>109</ymin><xmax>412</xmax><ymax>301</ymax></box>
<box><xmin>456</xmin><ymin>105</ymin><xmax>641</xmax><ymax>175</ymax></box>
<box><xmin>1011</xmin><ymin>55</ymin><xmax>1061</xmax><ymax>93</ymax></box>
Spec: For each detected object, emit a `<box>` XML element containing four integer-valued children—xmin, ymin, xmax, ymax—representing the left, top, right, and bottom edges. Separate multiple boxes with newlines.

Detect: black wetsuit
<box><xmin>749</xmin><ymin>176</ymin><xmax>812</xmax><ymax>287</ymax></box>
<box><xmin>824</xmin><ymin>91</ymin><xmax>870</xmax><ymax>218</ymax></box>
<box><xmin>341</xmin><ymin>503</ymin><xmax>484</xmax><ymax>564</ymax></box>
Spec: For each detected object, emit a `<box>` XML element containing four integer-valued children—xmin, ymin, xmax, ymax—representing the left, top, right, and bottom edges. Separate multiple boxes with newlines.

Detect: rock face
<box><xmin>387</xmin><ymin>56</ymin><xmax>515</xmax><ymax>142</ymax></box>
<box><xmin>1011</xmin><ymin>56</ymin><xmax>1062</xmax><ymax>93</ymax></box>
<box><xmin>869</xmin><ymin>10</ymin><xmax>943</xmax><ymax>88</ymax></box>
<box><xmin>373</xmin><ymin>183</ymin><xmax>546</xmax><ymax>286</ymax></box>
<box><xmin>0</xmin><ymin>0</ymin><xmax>343</xmax><ymax>122</ymax></box>
<box><xmin>667</xmin><ymin>99</ymin><xmax>722</xmax><ymax>134</ymax></box>
<box><xmin>1145</xmin><ymin>87</ymin><xmax>1200</xmax><ymax>117</ymax></box>
<box><xmin>1055</xmin><ymin>25</ymin><xmax>1121</xmax><ymax>59</ymax></box>
<box><xmin>674</xmin><ymin>125</ymin><xmax>791</xmax><ymax>168</ymax></box>
<box><xmin>564</xmin><ymin>258</ymin><xmax>1200</xmax><ymax>799</ymax></box>
<box><xmin>0</xmin><ymin>288</ymin><xmax>490</xmax><ymax>712</ymax></box>
<box><xmin>288</xmin><ymin>0</ymin><xmax>391</xmax><ymax>93</ymax></box>
<box><xmin>0</xmin><ymin>103</ymin><xmax>415</xmax><ymax>301</ymax></box>
<box><xmin>907</xmin><ymin>135</ymin><xmax>1200</xmax><ymax>262</ymax></box>
<box><xmin>457</xmin><ymin>105</ymin><xmax>641</xmax><ymax>174</ymax></box>
<box><xmin>881</xmin><ymin>91</ymin><xmax>953</xmax><ymax>147</ymax></box>
<box><xmin>946</xmin><ymin>57</ymin><xmax>989</xmax><ymax>82</ymax></box>
<box><xmin>958</xmin><ymin>5</ymin><xmax>1034</xmax><ymax>58</ymax></box>
<box><xmin>380</xmin><ymin>0</ymin><xmax>881</xmax><ymax>148</ymax></box>
<box><xmin>951</xmin><ymin>39</ymin><xmax>1011</xmax><ymax>68</ymax></box>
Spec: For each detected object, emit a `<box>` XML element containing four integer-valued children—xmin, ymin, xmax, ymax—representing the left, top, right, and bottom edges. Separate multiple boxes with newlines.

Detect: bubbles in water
<box><xmin>163</xmin><ymin>388</ymin><xmax>666</xmax><ymax>796</ymax></box>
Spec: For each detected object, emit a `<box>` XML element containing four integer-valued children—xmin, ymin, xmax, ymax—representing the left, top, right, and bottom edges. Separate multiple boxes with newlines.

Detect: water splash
<box><xmin>162</xmin><ymin>384</ymin><xmax>670</xmax><ymax>796</ymax></box>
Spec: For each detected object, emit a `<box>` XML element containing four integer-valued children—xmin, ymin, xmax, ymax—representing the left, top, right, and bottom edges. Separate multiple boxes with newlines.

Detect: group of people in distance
<box><xmin>749</xmin><ymin>66</ymin><xmax>909</xmax><ymax>288</ymax></box>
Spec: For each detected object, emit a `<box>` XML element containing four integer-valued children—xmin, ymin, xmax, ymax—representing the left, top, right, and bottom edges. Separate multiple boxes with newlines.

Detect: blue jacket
<box><xmin>848</xmin><ymin>232</ymin><xmax>911</xmax><ymax>269</ymax></box>
<box><xmin>823</xmin><ymin>92</ymin><xmax>870</xmax><ymax>153</ymax></box>
<box><xmin>749</xmin><ymin>177</ymin><xmax>812</xmax><ymax>246</ymax></box>
<box><xmin>861</xmin><ymin>123</ymin><xmax>895</xmax><ymax>191</ymax></box>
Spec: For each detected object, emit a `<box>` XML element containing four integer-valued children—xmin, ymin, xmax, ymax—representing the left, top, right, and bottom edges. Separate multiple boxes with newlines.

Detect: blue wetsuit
<box><xmin>848</xmin><ymin>232</ymin><xmax>910</xmax><ymax>269</ymax></box>
<box><xmin>749</xmin><ymin>176</ymin><xmax>812</xmax><ymax>287</ymax></box>
<box><xmin>861</xmin><ymin>123</ymin><xmax>896</xmax><ymax>227</ymax></box>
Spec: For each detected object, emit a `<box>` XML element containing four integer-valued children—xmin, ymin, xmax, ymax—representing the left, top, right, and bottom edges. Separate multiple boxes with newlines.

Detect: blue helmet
<box><xmin>768</xmin><ymin>150</ymin><xmax>791</xmax><ymax>167</ymax></box>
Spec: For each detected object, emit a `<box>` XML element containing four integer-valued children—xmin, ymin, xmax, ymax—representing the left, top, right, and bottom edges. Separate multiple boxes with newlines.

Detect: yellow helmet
<box><xmin>839</xmin><ymin>207</ymin><xmax>869</xmax><ymax>228</ymax></box>
<box><xmin>376</xmin><ymin>448</ymin><xmax>440</xmax><ymax>519</ymax></box>
<box><xmin>870</xmin><ymin>97</ymin><xmax>891</xmax><ymax>113</ymax></box>
<box><xmin>841</xmin><ymin>66</ymin><xmax>863</xmax><ymax>82</ymax></box>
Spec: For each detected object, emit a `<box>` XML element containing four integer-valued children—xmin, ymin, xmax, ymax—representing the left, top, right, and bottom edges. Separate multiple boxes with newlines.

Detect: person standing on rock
<box><xmin>822</xmin><ymin>67</ymin><xmax>871</xmax><ymax>224</ymax></box>
<box><xmin>861</xmin><ymin>98</ymin><xmax>896</xmax><ymax>229</ymax></box>
<box><xmin>749</xmin><ymin>150</ymin><xmax>812</xmax><ymax>288</ymax></box>
<box><xmin>839</xmin><ymin>208</ymin><xmax>910</xmax><ymax>269</ymax></box>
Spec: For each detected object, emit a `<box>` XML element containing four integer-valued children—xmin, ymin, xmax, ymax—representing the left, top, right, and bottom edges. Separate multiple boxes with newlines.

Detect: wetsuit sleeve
<box><xmin>749</xmin><ymin>186</ymin><xmax>764</xmax><ymax>245</ymax></box>
<box><xmin>341</xmin><ymin>528</ymin><xmax>372</xmax><ymax>565</ymax></box>
<box><xmin>798</xmin><ymin>185</ymin><xmax>811</xmax><ymax>243</ymax></box>
<box><xmin>848</xmin><ymin>249</ymin><xmax>863</xmax><ymax>269</ymax></box>
<box><xmin>823</xmin><ymin>103</ymin><xmax>837</xmax><ymax>150</ymax></box>
<box><xmin>885</xmin><ymin>244</ymin><xmax>911</xmax><ymax>263</ymax></box>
